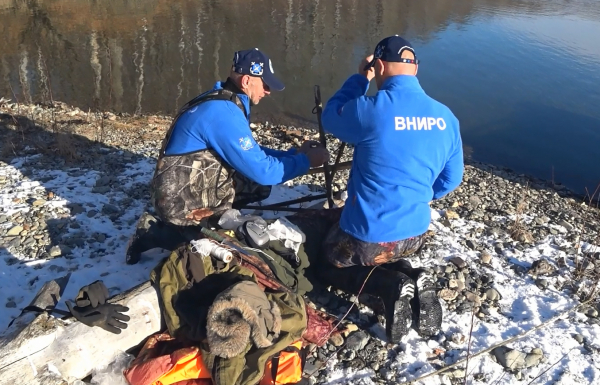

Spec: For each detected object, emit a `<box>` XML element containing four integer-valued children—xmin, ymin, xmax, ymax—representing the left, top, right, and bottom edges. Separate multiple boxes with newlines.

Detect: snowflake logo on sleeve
<box><xmin>239</xmin><ymin>136</ymin><xmax>255</xmax><ymax>151</ymax></box>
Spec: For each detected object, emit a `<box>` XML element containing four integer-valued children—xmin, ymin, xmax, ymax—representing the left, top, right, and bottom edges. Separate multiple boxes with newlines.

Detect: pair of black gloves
<box><xmin>66</xmin><ymin>280</ymin><xmax>130</xmax><ymax>334</ymax></box>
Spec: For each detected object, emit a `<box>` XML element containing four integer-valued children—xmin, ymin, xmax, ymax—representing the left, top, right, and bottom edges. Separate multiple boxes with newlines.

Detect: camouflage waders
<box><xmin>323</xmin><ymin>222</ymin><xmax>426</xmax><ymax>268</ymax></box>
<box><xmin>151</xmin><ymin>88</ymin><xmax>271</xmax><ymax>227</ymax></box>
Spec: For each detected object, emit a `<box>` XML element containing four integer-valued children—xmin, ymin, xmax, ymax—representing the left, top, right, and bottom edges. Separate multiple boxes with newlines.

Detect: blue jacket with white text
<box><xmin>164</xmin><ymin>81</ymin><xmax>310</xmax><ymax>185</ymax></box>
<box><xmin>322</xmin><ymin>74</ymin><xmax>464</xmax><ymax>243</ymax></box>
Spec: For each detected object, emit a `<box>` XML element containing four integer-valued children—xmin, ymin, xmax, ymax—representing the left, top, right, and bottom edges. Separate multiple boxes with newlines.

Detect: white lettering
<box><xmin>427</xmin><ymin>117</ymin><xmax>436</xmax><ymax>130</ymax></box>
<box><xmin>395</xmin><ymin>117</ymin><xmax>406</xmax><ymax>130</ymax></box>
<box><xmin>417</xmin><ymin>117</ymin><xmax>428</xmax><ymax>131</ymax></box>
<box><xmin>437</xmin><ymin>118</ymin><xmax>447</xmax><ymax>130</ymax></box>
<box><xmin>406</xmin><ymin>117</ymin><xmax>416</xmax><ymax>130</ymax></box>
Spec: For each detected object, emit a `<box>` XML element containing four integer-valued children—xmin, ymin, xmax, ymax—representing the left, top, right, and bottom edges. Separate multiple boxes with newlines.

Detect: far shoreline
<box><xmin>0</xmin><ymin>98</ymin><xmax>596</xmax><ymax>205</ymax></box>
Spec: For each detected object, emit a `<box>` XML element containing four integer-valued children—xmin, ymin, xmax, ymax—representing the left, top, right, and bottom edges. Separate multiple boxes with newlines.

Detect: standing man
<box><xmin>319</xmin><ymin>36</ymin><xmax>464</xmax><ymax>342</ymax></box>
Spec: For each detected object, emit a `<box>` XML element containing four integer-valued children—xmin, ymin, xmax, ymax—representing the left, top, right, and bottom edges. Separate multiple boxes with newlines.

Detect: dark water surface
<box><xmin>1</xmin><ymin>0</ymin><xmax>600</xmax><ymax>194</ymax></box>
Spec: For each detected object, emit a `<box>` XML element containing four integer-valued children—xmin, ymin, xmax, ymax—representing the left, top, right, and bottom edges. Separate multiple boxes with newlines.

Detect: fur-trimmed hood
<box><xmin>206</xmin><ymin>280</ymin><xmax>282</xmax><ymax>358</ymax></box>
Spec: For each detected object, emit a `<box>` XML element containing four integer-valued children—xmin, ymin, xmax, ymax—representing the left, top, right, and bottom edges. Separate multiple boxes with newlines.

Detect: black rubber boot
<box><xmin>387</xmin><ymin>259</ymin><xmax>443</xmax><ymax>338</ymax></box>
<box><xmin>125</xmin><ymin>212</ymin><xmax>188</xmax><ymax>264</ymax></box>
<box><xmin>316</xmin><ymin>264</ymin><xmax>415</xmax><ymax>343</ymax></box>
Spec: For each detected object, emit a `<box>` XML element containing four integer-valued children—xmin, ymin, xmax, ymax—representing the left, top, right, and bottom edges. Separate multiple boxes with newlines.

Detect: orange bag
<box><xmin>124</xmin><ymin>333</ymin><xmax>211</xmax><ymax>385</ymax></box>
<box><xmin>155</xmin><ymin>347</ymin><xmax>211</xmax><ymax>385</ymax></box>
<box><xmin>260</xmin><ymin>340</ymin><xmax>307</xmax><ymax>385</ymax></box>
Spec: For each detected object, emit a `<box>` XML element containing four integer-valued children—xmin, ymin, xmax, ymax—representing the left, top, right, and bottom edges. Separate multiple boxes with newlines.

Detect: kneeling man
<box><xmin>152</xmin><ymin>48</ymin><xmax>328</xmax><ymax>226</ymax></box>
<box><xmin>319</xmin><ymin>36</ymin><xmax>464</xmax><ymax>342</ymax></box>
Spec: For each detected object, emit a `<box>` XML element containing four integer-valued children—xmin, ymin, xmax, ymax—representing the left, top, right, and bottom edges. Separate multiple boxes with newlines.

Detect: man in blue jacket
<box><xmin>151</xmin><ymin>48</ymin><xmax>329</xmax><ymax>227</ymax></box>
<box><xmin>317</xmin><ymin>36</ymin><xmax>464</xmax><ymax>342</ymax></box>
<box><xmin>126</xmin><ymin>48</ymin><xmax>328</xmax><ymax>264</ymax></box>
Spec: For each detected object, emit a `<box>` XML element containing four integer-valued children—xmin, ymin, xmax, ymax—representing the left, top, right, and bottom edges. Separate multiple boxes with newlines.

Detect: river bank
<box><xmin>1</xmin><ymin>100</ymin><xmax>599</xmax><ymax>384</ymax></box>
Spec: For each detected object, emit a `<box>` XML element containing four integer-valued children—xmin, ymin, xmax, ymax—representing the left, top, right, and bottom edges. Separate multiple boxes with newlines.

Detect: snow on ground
<box><xmin>1</xmin><ymin>155</ymin><xmax>599</xmax><ymax>385</ymax></box>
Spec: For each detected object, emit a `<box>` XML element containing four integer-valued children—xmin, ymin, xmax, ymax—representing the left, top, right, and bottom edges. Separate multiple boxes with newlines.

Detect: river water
<box><xmin>1</xmin><ymin>0</ymin><xmax>599</xmax><ymax>194</ymax></box>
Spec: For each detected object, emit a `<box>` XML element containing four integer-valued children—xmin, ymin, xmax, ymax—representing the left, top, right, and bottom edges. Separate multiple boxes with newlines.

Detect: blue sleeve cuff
<box><xmin>347</xmin><ymin>74</ymin><xmax>370</xmax><ymax>95</ymax></box>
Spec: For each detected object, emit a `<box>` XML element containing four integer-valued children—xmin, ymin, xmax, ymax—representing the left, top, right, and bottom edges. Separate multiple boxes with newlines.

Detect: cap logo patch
<box><xmin>374</xmin><ymin>45</ymin><xmax>384</xmax><ymax>59</ymax></box>
<box><xmin>250</xmin><ymin>62</ymin><xmax>264</xmax><ymax>76</ymax></box>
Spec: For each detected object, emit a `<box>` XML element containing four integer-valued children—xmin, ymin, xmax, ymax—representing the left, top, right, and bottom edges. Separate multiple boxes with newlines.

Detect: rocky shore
<box><xmin>1</xmin><ymin>100</ymin><xmax>599</xmax><ymax>384</ymax></box>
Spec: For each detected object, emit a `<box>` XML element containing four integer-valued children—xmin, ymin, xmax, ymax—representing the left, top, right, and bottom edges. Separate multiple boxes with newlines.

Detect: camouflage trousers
<box><xmin>323</xmin><ymin>223</ymin><xmax>426</xmax><ymax>268</ymax></box>
<box><xmin>151</xmin><ymin>150</ymin><xmax>271</xmax><ymax>226</ymax></box>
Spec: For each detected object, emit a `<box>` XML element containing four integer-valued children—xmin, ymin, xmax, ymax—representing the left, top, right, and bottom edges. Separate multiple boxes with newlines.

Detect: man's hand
<box><xmin>298</xmin><ymin>140</ymin><xmax>322</xmax><ymax>154</ymax></box>
<box><xmin>304</xmin><ymin>147</ymin><xmax>330</xmax><ymax>168</ymax></box>
<box><xmin>358</xmin><ymin>54</ymin><xmax>375</xmax><ymax>82</ymax></box>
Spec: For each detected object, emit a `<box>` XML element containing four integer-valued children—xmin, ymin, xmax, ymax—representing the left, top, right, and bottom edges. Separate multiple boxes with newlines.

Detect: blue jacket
<box><xmin>322</xmin><ymin>74</ymin><xmax>464</xmax><ymax>243</ymax></box>
<box><xmin>164</xmin><ymin>81</ymin><xmax>310</xmax><ymax>185</ymax></box>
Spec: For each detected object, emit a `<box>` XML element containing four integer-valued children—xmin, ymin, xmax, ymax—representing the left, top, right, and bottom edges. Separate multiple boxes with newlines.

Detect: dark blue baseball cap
<box><xmin>232</xmin><ymin>48</ymin><xmax>285</xmax><ymax>91</ymax></box>
<box><xmin>364</xmin><ymin>35</ymin><xmax>419</xmax><ymax>70</ymax></box>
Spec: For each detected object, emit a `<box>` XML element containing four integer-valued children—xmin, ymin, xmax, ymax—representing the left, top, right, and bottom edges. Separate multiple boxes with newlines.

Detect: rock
<box><xmin>485</xmin><ymin>288</ymin><xmax>500</xmax><ymax>301</ymax></box>
<box><xmin>524</xmin><ymin>349</ymin><xmax>543</xmax><ymax>368</ymax></box>
<box><xmin>511</xmin><ymin>228</ymin><xmax>534</xmax><ymax>243</ymax></box>
<box><xmin>469</xmin><ymin>196</ymin><xmax>482</xmax><ymax>208</ymax></box>
<box><xmin>449</xmin><ymin>279</ymin><xmax>459</xmax><ymax>289</ymax></box>
<box><xmin>329</xmin><ymin>333</ymin><xmax>344</xmax><ymax>347</ymax></box>
<box><xmin>341</xmin><ymin>350</ymin><xmax>356</xmax><ymax>361</ymax></box>
<box><xmin>102</xmin><ymin>204</ymin><xmax>120</xmax><ymax>215</ymax></box>
<box><xmin>480</xmin><ymin>251</ymin><xmax>492</xmax><ymax>265</ymax></box>
<box><xmin>466</xmin><ymin>240</ymin><xmax>476</xmax><ymax>250</ymax></box>
<box><xmin>439</xmin><ymin>289</ymin><xmax>458</xmax><ymax>302</ymax></box>
<box><xmin>346</xmin><ymin>331</ymin><xmax>369</xmax><ymax>351</ymax></box>
<box><xmin>32</xmin><ymin>199</ymin><xmax>46</xmax><ymax>206</ymax></box>
<box><xmin>573</xmin><ymin>334</ymin><xmax>584</xmax><ymax>344</ymax></box>
<box><xmin>6</xmin><ymin>301</ymin><xmax>16</xmax><ymax>308</ymax></box>
<box><xmin>465</xmin><ymin>291</ymin><xmax>481</xmax><ymax>305</ymax></box>
<box><xmin>492</xmin><ymin>347</ymin><xmax>526</xmax><ymax>370</ymax></box>
<box><xmin>529</xmin><ymin>259</ymin><xmax>555</xmax><ymax>277</ymax></box>
<box><xmin>69</xmin><ymin>204</ymin><xmax>85</xmax><ymax>215</ymax></box>
<box><xmin>445</xmin><ymin>265</ymin><xmax>454</xmax><ymax>274</ymax></box>
<box><xmin>557</xmin><ymin>219</ymin><xmax>574</xmax><ymax>231</ymax></box>
<box><xmin>535</xmin><ymin>278</ymin><xmax>549</xmax><ymax>290</ymax></box>
<box><xmin>449</xmin><ymin>257</ymin><xmax>467</xmax><ymax>269</ymax></box>
<box><xmin>23</xmin><ymin>237</ymin><xmax>36</xmax><ymax>247</ymax></box>
<box><xmin>448</xmin><ymin>369</ymin><xmax>466</xmax><ymax>379</ymax></box>
<box><xmin>7</xmin><ymin>225</ymin><xmax>23</xmax><ymax>236</ymax></box>
<box><xmin>92</xmin><ymin>186</ymin><xmax>111</xmax><ymax>194</ymax></box>
<box><xmin>87</xmin><ymin>210</ymin><xmax>98</xmax><ymax>218</ymax></box>
<box><xmin>58</xmin><ymin>244</ymin><xmax>72</xmax><ymax>255</ymax></box>
<box><xmin>445</xmin><ymin>210</ymin><xmax>460</xmax><ymax>219</ymax></box>
<box><xmin>7</xmin><ymin>237</ymin><xmax>21</xmax><ymax>249</ymax></box>
<box><xmin>49</xmin><ymin>265</ymin><xmax>67</xmax><ymax>273</ymax></box>
<box><xmin>48</xmin><ymin>245</ymin><xmax>62</xmax><ymax>257</ymax></box>
<box><xmin>451</xmin><ymin>333</ymin><xmax>466</xmax><ymax>345</ymax></box>
<box><xmin>342</xmin><ymin>323</ymin><xmax>359</xmax><ymax>337</ymax></box>
<box><xmin>585</xmin><ymin>307</ymin><xmax>598</xmax><ymax>318</ymax></box>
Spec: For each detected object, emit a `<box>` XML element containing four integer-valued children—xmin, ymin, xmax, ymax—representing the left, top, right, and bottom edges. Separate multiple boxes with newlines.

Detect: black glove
<box><xmin>66</xmin><ymin>301</ymin><xmax>130</xmax><ymax>334</ymax></box>
<box><xmin>75</xmin><ymin>280</ymin><xmax>109</xmax><ymax>308</ymax></box>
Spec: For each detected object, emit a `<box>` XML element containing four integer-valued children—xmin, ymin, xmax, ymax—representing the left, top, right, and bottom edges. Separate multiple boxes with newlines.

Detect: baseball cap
<box><xmin>232</xmin><ymin>48</ymin><xmax>285</xmax><ymax>91</ymax></box>
<box><xmin>364</xmin><ymin>35</ymin><xmax>420</xmax><ymax>70</ymax></box>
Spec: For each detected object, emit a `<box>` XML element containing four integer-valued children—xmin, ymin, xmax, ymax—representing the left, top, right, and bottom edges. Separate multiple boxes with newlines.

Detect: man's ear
<box><xmin>375</xmin><ymin>58</ymin><xmax>385</xmax><ymax>77</ymax></box>
<box><xmin>414</xmin><ymin>64</ymin><xmax>419</xmax><ymax>76</ymax></box>
<box><xmin>240</xmin><ymin>75</ymin><xmax>251</xmax><ymax>89</ymax></box>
